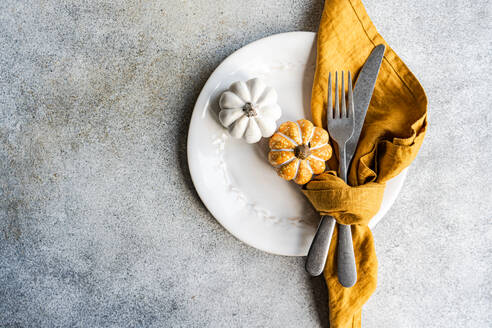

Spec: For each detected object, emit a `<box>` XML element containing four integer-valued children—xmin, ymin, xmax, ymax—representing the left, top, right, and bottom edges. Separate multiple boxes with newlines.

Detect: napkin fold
<box><xmin>302</xmin><ymin>0</ymin><xmax>427</xmax><ymax>327</ymax></box>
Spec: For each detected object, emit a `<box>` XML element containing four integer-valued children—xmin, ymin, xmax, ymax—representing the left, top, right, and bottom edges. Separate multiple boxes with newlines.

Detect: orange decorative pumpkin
<box><xmin>268</xmin><ymin>119</ymin><xmax>332</xmax><ymax>185</ymax></box>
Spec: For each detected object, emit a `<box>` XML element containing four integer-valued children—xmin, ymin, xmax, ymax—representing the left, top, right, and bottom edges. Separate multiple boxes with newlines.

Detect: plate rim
<box><xmin>187</xmin><ymin>31</ymin><xmax>407</xmax><ymax>256</ymax></box>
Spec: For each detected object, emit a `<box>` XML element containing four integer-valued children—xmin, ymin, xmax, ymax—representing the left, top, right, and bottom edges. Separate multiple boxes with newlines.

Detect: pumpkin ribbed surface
<box><xmin>268</xmin><ymin>119</ymin><xmax>332</xmax><ymax>185</ymax></box>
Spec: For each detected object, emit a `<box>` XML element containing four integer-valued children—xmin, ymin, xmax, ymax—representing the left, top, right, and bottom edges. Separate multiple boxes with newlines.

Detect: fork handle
<box><xmin>337</xmin><ymin>224</ymin><xmax>357</xmax><ymax>287</ymax></box>
<box><xmin>337</xmin><ymin>143</ymin><xmax>357</xmax><ymax>287</ymax></box>
<box><xmin>305</xmin><ymin>215</ymin><xmax>336</xmax><ymax>276</ymax></box>
<box><xmin>339</xmin><ymin>142</ymin><xmax>348</xmax><ymax>182</ymax></box>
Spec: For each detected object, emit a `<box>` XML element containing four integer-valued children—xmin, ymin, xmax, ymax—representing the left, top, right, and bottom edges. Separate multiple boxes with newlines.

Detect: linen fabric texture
<box><xmin>302</xmin><ymin>0</ymin><xmax>428</xmax><ymax>327</ymax></box>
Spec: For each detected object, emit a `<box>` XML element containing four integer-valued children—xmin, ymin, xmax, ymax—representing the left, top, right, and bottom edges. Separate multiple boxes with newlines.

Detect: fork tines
<box><xmin>327</xmin><ymin>71</ymin><xmax>354</xmax><ymax>120</ymax></box>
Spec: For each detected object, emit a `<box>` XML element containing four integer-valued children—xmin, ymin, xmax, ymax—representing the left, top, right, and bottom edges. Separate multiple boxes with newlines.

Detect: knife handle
<box><xmin>305</xmin><ymin>215</ymin><xmax>336</xmax><ymax>276</ymax></box>
<box><xmin>337</xmin><ymin>224</ymin><xmax>357</xmax><ymax>287</ymax></box>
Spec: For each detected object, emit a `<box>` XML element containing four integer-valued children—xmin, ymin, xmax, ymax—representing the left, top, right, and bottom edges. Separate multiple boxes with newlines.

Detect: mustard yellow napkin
<box><xmin>302</xmin><ymin>0</ymin><xmax>428</xmax><ymax>327</ymax></box>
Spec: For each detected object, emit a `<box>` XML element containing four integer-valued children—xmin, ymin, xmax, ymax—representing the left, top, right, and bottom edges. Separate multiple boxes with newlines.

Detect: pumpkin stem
<box><xmin>294</xmin><ymin>144</ymin><xmax>311</xmax><ymax>160</ymax></box>
<box><xmin>243</xmin><ymin>102</ymin><xmax>258</xmax><ymax>117</ymax></box>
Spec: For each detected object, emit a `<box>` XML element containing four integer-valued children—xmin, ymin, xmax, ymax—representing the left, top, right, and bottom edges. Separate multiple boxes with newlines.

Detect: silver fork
<box><xmin>327</xmin><ymin>71</ymin><xmax>357</xmax><ymax>288</ymax></box>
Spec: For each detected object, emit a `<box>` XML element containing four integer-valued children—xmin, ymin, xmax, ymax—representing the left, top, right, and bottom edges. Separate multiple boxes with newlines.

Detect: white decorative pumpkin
<box><xmin>219</xmin><ymin>78</ymin><xmax>282</xmax><ymax>144</ymax></box>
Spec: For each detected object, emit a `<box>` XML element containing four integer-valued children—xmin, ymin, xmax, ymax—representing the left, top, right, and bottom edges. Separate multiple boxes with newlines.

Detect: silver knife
<box><xmin>305</xmin><ymin>44</ymin><xmax>386</xmax><ymax>278</ymax></box>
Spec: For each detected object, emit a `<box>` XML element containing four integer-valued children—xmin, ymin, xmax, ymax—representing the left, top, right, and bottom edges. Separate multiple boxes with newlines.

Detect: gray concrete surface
<box><xmin>1</xmin><ymin>0</ymin><xmax>490</xmax><ymax>327</ymax></box>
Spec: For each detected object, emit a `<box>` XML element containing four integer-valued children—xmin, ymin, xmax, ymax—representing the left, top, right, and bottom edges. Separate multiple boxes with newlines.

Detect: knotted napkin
<box><xmin>302</xmin><ymin>0</ymin><xmax>428</xmax><ymax>327</ymax></box>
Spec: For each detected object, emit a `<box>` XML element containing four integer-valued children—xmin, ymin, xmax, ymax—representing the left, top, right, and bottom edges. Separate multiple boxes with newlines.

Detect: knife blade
<box><xmin>305</xmin><ymin>45</ymin><xmax>385</xmax><ymax>277</ymax></box>
<box><xmin>346</xmin><ymin>44</ymin><xmax>386</xmax><ymax>169</ymax></box>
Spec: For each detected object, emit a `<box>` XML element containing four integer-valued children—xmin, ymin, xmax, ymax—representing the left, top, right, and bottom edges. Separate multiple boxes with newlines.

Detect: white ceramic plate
<box><xmin>187</xmin><ymin>32</ymin><xmax>407</xmax><ymax>256</ymax></box>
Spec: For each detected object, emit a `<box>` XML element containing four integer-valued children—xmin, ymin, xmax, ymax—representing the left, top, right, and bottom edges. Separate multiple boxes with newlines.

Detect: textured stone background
<box><xmin>1</xmin><ymin>0</ymin><xmax>490</xmax><ymax>327</ymax></box>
